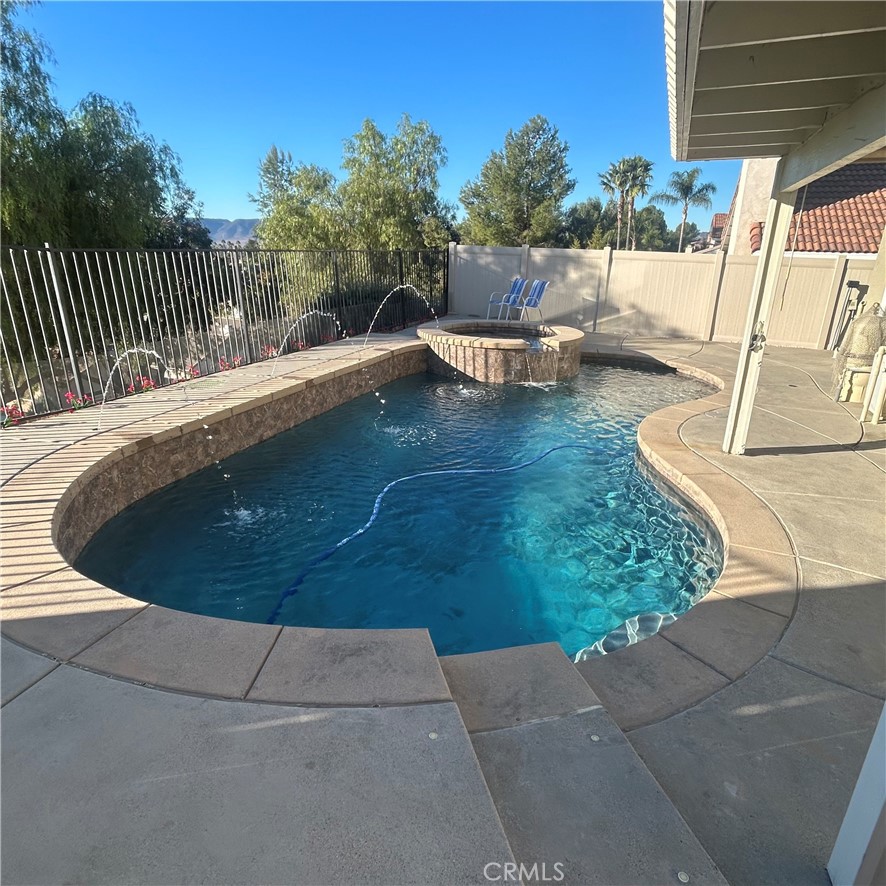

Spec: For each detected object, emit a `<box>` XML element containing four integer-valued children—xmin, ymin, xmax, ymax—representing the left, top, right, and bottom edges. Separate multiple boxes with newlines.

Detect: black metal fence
<box><xmin>0</xmin><ymin>246</ymin><xmax>448</xmax><ymax>422</ymax></box>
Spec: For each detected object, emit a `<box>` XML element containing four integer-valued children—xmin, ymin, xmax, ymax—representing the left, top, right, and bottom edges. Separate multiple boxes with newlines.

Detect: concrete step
<box><xmin>440</xmin><ymin>641</ymin><xmax>600</xmax><ymax>733</ymax></box>
<box><xmin>441</xmin><ymin>643</ymin><xmax>726</xmax><ymax>886</ymax></box>
<box><xmin>2</xmin><ymin>662</ymin><xmax>518</xmax><ymax>885</ymax></box>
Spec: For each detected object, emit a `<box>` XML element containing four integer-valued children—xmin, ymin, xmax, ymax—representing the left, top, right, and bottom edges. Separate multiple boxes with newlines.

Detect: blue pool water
<box><xmin>76</xmin><ymin>365</ymin><xmax>722</xmax><ymax>657</ymax></box>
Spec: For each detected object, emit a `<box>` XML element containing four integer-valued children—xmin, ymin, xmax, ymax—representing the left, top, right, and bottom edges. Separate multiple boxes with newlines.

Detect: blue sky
<box><xmin>24</xmin><ymin>1</ymin><xmax>740</xmax><ymax>229</ymax></box>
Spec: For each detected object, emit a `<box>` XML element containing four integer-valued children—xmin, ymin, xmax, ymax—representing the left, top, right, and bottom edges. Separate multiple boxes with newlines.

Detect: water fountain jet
<box><xmin>96</xmin><ymin>347</ymin><xmax>178</xmax><ymax>431</ymax></box>
<box><xmin>268</xmin><ymin>310</ymin><xmax>346</xmax><ymax>378</ymax></box>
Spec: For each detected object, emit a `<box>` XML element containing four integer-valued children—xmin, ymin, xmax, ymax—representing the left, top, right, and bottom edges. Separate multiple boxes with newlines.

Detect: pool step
<box><xmin>440</xmin><ymin>643</ymin><xmax>726</xmax><ymax>886</ymax></box>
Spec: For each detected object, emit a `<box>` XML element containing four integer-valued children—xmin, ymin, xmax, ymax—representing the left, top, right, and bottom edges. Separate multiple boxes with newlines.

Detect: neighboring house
<box><xmin>688</xmin><ymin>212</ymin><xmax>731</xmax><ymax>252</ymax></box>
<box><xmin>709</xmin><ymin>212</ymin><xmax>728</xmax><ymax>244</ymax></box>
<box><xmin>726</xmin><ymin>154</ymin><xmax>886</xmax><ymax>257</ymax></box>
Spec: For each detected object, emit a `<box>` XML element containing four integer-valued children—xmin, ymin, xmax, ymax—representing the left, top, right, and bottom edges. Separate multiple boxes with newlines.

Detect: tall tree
<box><xmin>652</xmin><ymin>167</ymin><xmax>716</xmax><ymax>252</ymax></box>
<box><xmin>563</xmin><ymin>197</ymin><xmax>601</xmax><ymax>248</ymax></box>
<box><xmin>460</xmin><ymin>115</ymin><xmax>575</xmax><ymax>246</ymax></box>
<box><xmin>252</xmin><ymin>152</ymin><xmax>347</xmax><ymax>250</ymax></box>
<box><xmin>340</xmin><ymin>115</ymin><xmax>454</xmax><ymax>250</ymax></box>
<box><xmin>252</xmin><ymin>145</ymin><xmax>295</xmax><ymax>219</ymax></box>
<box><xmin>631</xmin><ymin>204</ymin><xmax>669</xmax><ymax>251</ymax></box>
<box><xmin>563</xmin><ymin>196</ymin><xmax>617</xmax><ymax>249</ymax></box>
<box><xmin>622</xmin><ymin>156</ymin><xmax>654</xmax><ymax>250</ymax></box>
<box><xmin>60</xmin><ymin>94</ymin><xmax>209</xmax><ymax>248</ymax></box>
<box><xmin>1</xmin><ymin>0</ymin><xmax>66</xmax><ymax>245</ymax></box>
<box><xmin>598</xmin><ymin>159</ymin><xmax>632</xmax><ymax>250</ymax></box>
<box><xmin>147</xmin><ymin>174</ymin><xmax>212</xmax><ymax>249</ymax></box>
<box><xmin>1</xmin><ymin>2</ymin><xmax>206</xmax><ymax>248</ymax></box>
<box><xmin>252</xmin><ymin>116</ymin><xmax>454</xmax><ymax>251</ymax></box>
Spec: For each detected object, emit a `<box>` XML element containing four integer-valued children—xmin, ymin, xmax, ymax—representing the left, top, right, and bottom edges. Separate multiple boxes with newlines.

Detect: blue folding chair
<box><xmin>517</xmin><ymin>279</ymin><xmax>550</xmax><ymax>321</ymax></box>
<box><xmin>487</xmin><ymin>277</ymin><xmax>527</xmax><ymax>320</ymax></box>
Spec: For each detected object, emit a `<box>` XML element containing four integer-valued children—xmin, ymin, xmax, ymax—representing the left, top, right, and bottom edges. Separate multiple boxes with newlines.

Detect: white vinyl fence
<box><xmin>448</xmin><ymin>243</ymin><xmax>877</xmax><ymax>349</ymax></box>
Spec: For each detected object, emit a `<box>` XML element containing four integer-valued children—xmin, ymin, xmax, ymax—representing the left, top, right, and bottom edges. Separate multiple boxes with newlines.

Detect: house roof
<box><xmin>711</xmin><ymin>213</ymin><xmax>729</xmax><ymax>232</ymax></box>
<box><xmin>750</xmin><ymin>162</ymin><xmax>886</xmax><ymax>253</ymax></box>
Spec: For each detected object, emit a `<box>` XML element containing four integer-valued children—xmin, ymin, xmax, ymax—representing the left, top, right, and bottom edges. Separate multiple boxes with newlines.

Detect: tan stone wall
<box><xmin>55</xmin><ymin>349</ymin><xmax>427</xmax><ymax>562</ymax></box>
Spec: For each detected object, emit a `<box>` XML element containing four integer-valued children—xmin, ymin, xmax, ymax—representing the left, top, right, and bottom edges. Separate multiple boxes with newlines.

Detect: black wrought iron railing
<box><xmin>0</xmin><ymin>246</ymin><xmax>448</xmax><ymax>422</ymax></box>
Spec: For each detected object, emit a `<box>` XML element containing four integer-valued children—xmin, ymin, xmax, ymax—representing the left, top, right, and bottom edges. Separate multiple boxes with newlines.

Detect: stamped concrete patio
<box><xmin>1</xmin><ymin>329</ymin><xmax>883</xmax><ymax>885</ymax></box>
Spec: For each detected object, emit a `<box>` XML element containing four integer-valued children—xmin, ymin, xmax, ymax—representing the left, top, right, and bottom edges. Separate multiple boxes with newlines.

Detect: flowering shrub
<box><xmin>127</xmin><ymin>375</ymin><xmax>158</xmax><ymax>394</ymax></box>
<box><xmin>218</xmin><ymin>355</ymin><xmax>243</xmax><ymax>371</ymax></box>
<box><xmin>1</xmin><ymin>403</ymin><xmax>24</xmax><ymax>428</ymax></box>
<box><xmin>185</xmin><ymin>363</ymin><xmax>201</xmax><ymax>378</ymax></box>
<box><xmin>260</xmin><ymin>344</ymin><xmax>278</xmax><ymax>359</ymax></box>
<box><xmin>64</xmin><ymin>391</ymin><xmax>93</xmax><ymax>412</ymax></box>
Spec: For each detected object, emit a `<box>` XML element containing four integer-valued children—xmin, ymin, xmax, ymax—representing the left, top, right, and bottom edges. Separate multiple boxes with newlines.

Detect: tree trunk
<box><xmin>627</xmin><ymin>198</ymin><xmax>636</xmax><ymax>250</ymax></box>
<box><xmin>616</xmin><ymin>194</ymin><xmax>623</xmax><ymax>250</ymax></box>
<box><xmin>678</xmin><ymin>204</ymin><xmax>688</xmax><ymax>252</ymax></box>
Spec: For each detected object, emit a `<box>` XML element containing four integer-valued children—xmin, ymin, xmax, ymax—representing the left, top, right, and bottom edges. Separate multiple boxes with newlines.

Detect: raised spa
<box><xmin>418</xmin><ymin>320</ymin><xmax>584</xmax><ymax>384</ymax></box>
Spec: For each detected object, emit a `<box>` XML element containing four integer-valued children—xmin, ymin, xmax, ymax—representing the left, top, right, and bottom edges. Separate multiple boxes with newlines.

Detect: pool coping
<box><xmin>574</xmin><ymin>348</ymin><xmax>797</xmax><ymax>730</ymax></box>
<box><xmin>0</xmin><ymin>336</ymin><xmax>797</xmax><ymax>726</ymax></box>
<box><xmin>416</xmin><ymin>319</ymin><xmax>585</xmax><ymax>351</ymax></box>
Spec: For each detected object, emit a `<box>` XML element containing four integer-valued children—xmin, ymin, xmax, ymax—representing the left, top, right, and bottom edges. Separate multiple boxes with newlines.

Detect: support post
<box><xmin>232</xmin><ymin>255</ymin><xmax>255</xmax><ymax>363</ymax></box>
<box><xmin>816</xmin><ymin>254</ymin><xmax>849</xmax><ymax>350</ymax></box>
<box><xmin>520</xmin><ymin>243</ymin><xmax>531</xmax><ymax>281</ymax></box>
<box><xmin>397</xmin><ymin>250</ymin><xmax>406</xmax><ymax>329</ymax></box>
<box><xmin>447</xmin><ymin>241</ymin><xmax>457</xmax><ymax>314</ymax></box>
<box><xmin>593</xmin><ymin>246</ymin><xmax>614</xmax><ymax>333</ymax></box>
<box><xmin>44</xmin><ymin>243</ymin><xmax>85</xmax><ymax>401</ymax></box>
<box><xmin>705</xmin><ymin>250</ymin><xmax>727</xmax><ymax>341</ymax></box>
<box><xmin>868</xmin><ymin>225</ymin><xmax>886</xmax><ymax>304</ymax></box>
<box><xmin>828</xmin><ymin>704</ymin><xmax>886</xmax><ymax>886</ymax></box>
<box><xmin>722</xmin><ymin>161</ymin><xmax>797</xmax><ymax>454</ymax></box>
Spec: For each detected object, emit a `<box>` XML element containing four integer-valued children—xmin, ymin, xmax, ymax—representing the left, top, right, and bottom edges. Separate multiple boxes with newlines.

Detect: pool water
<box><xmin>76</xmin><ymin>364</ymin><xmax>723</xmax><ymax>657</ymax></box>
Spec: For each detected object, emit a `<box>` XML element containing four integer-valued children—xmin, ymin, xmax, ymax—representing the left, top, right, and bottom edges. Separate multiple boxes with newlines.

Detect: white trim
<box><xmin>749</xmin><ymin>251</ymin><xmax>877</xmax><ymax>260</ymax></box>
<box><xmin>779</xmin><ymin>85</ymin><xmax>886</xmax><ymax>192</ymax></box>
<box><xmin>828</xmin><ymin>705</ymin><xmax>886</xmax><ymax>885</ymax></box>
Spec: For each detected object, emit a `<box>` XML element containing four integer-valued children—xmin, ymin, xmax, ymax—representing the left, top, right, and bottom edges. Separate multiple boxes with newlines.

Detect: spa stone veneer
<box><xmin>418</xmin><ymin>321</ymin><xmax>584</xmax><ymax>384</ymax></box>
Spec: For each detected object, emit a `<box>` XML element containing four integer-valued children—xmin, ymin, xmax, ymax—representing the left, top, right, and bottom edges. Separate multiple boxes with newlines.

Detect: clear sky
<box><xmin>24</xmin><ymin>0</ymin><xmax>740</xmax><ymax>229</ymax></box>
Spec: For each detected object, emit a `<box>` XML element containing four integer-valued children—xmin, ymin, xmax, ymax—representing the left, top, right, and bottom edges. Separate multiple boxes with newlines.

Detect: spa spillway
<box><xmin>417</xmin><ymin>320</ymin><xmax>585</xmax><ymax>384</ymax></box>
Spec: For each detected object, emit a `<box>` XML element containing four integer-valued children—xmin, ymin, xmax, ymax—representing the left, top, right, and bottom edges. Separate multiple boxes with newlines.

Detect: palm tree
<box><xmin>598</xmin><ymin>160</ymin><xmax>631</xmax><ymax>249</ymax></box>
<box><xmin>652</xmin><ymin>167</ymin><xmax>716</xmax><ymax>252</ymax></box>
<box><xmin>623</xmin><ymin>156</ymin><xmax>654</xmax><ymax>250</ymax></box>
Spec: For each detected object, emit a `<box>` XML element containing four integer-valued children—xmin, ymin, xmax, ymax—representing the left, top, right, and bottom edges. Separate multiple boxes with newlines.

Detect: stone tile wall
<box><xmin>55</xmin><ymin>348</ymin><xmax>427</xmax><ymax>562</ymax></box>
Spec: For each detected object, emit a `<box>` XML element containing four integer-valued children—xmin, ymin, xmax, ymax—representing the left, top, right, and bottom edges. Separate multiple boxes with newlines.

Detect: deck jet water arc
<box><xmin>96</xmin><ymin>347</ymin><xmax>176</xmax><ymax>431</ymax></box>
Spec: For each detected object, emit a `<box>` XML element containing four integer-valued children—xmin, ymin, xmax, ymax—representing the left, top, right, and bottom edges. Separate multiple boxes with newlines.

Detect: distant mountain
<box><xmin>199</xmin><ymin>218</ymin><xmax>259</xmax><ymax>244</ymax></box>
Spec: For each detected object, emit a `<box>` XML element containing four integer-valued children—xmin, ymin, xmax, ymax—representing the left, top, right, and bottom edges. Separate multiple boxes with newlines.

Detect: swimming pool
<box><xmin>76</xmin><ymin>364</ymin><xmax>722</xmax><ymax>658</ymax></box>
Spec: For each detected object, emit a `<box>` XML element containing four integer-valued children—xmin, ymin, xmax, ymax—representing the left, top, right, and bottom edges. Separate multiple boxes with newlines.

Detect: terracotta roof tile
<box><xmin>751</xmin><ymin>162</ymin><xmax>886</xmax><ymax>254</ymax></box>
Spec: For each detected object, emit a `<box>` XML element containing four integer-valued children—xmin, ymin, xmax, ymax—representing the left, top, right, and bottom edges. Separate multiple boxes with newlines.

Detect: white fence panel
<box><xmin>447</xmin><ymin>244</ymin><xmax>877</xmax><ymax>349</ymax></box>
<box><xmin>449</xmin><ymin>246</ymin><xmax>522</xmax><ymax>316</ymax></box>
<box><xmin>525</xmin><ymin>247</ymin><xmax>605</xmax><ymax>328</ymax></box>
<box><xmin>766</xmin><ymin>258</ymin><xmax>843</xmax><ymax>348</ymax></box>
<box><xmin>713</xmin><ymin>257</ymin><xmax>757</xmax><ymax>342</ymax></box>
<box><xmin>600</xmin><ymin>252</ymin><xmax>716</xmax><ymax>338</ymax></box>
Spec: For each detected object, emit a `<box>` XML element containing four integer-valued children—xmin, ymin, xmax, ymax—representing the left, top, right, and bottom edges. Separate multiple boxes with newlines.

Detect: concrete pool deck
<box><xmin>1</xmin><ymin>329</ymin><xmax>883</xmax><ymax>884</ymax></box>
